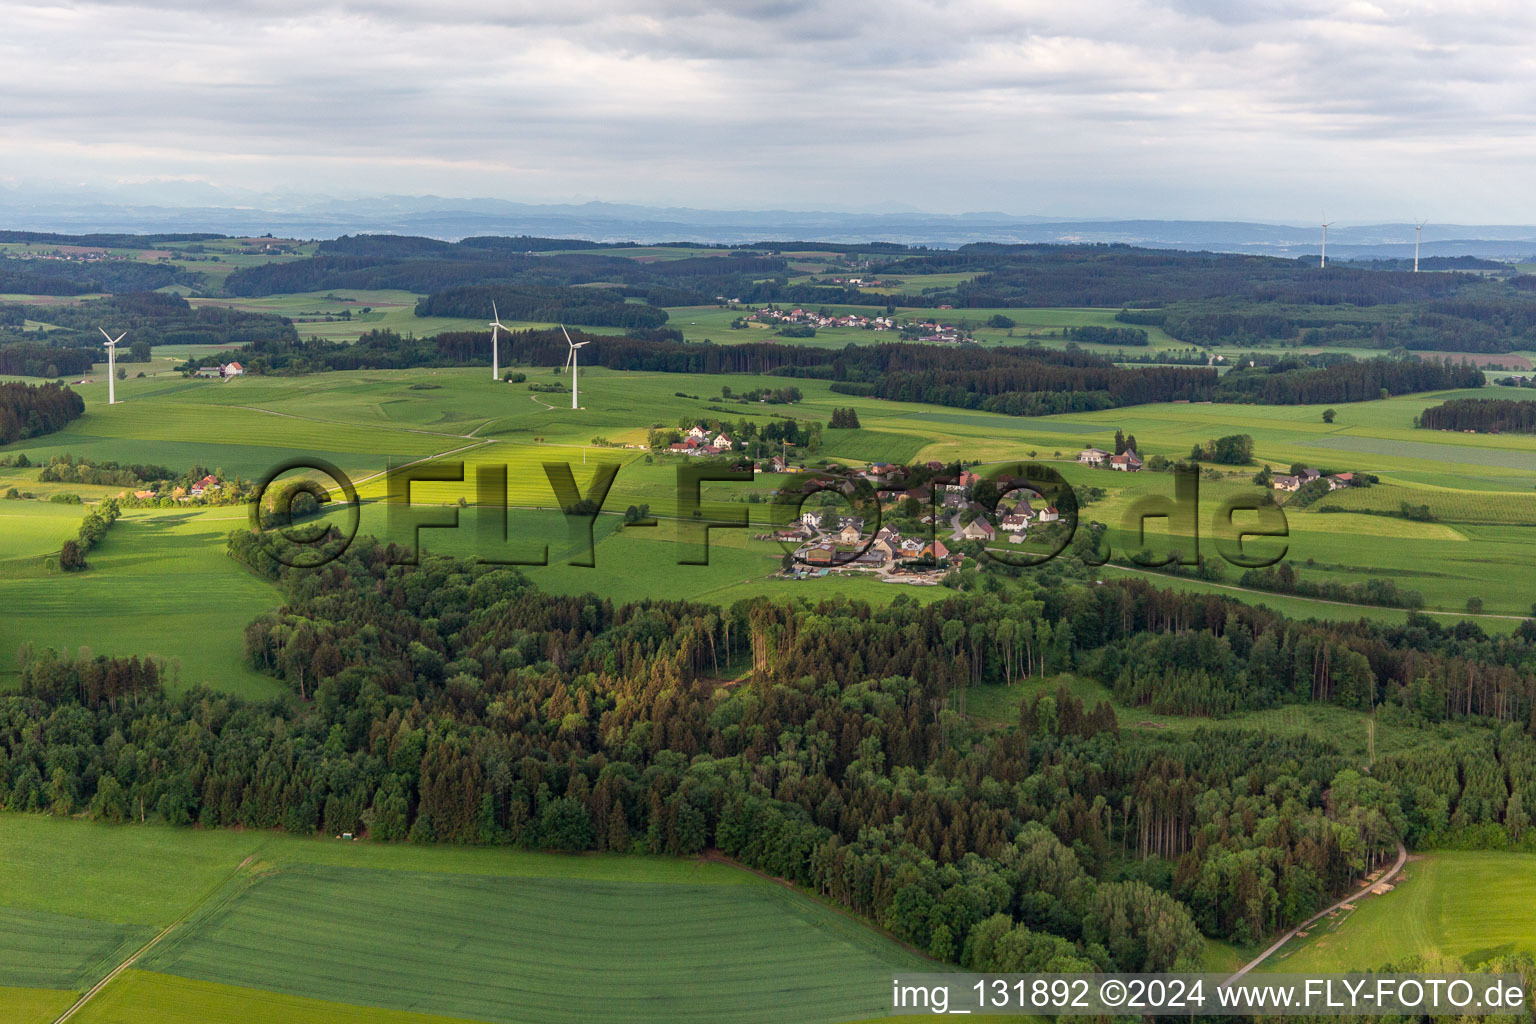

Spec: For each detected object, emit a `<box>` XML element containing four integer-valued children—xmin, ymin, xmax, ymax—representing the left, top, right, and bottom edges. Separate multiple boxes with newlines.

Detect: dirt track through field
<box><xmin>1226</xmin><ymin>841</ymin><xmax>1407</xmax><ymax>982</ymax></box>
<box><xmin>52</xmin><ymin>854</ymin><xmax>259</xmax><ymax>1023</ymax></box>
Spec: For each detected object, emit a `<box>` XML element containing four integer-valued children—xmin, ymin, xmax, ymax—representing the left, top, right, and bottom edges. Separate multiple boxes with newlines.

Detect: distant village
<box><xmin>766</xmin><ymin>463</ymin><xmax>1064</xmax><ymax>585</ymax></box>
<box><xmin>734</xmin><ymin>306</ymin><xmax>976</xmax><ymax>344</ymax></box>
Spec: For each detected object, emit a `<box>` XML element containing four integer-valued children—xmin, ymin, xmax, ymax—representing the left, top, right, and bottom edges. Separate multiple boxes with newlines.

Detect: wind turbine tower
<box><xmin>488</xmin><ymin>301</ymin><xmax>506</xmax><ymax>380</ymax></box>
<box><xmin>1320</xmin><ymin>218</ymin><xmax>1334</xmax><ymax>269</ymax></box>
<box><xmin>1414</xmin><ymin>220</ymin><xmax>1428</xmax><ymax>273</ymax></box>
<box><xmin>560</xmin><ymin>325</ymin><xmax>589</xmax><ymax>410</ymax></box>
<box><xmin>98</xmin><ymin>328</ymin><xmax>125</xmax><ymax>405</ymax></box>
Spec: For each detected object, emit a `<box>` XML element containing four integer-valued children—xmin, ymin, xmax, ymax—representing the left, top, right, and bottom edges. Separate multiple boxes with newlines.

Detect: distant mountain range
<box><xmin>3</xmin><ymin>184</ymin><xmax>1535</xmax><ymax>259</ymax></box>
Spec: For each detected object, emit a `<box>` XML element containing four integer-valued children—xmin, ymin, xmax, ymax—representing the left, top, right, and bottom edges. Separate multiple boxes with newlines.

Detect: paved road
<box><xmin>1226</xmin><ymin>840</ymin><xmax>1407</xmax><ymax>983</ymax></box>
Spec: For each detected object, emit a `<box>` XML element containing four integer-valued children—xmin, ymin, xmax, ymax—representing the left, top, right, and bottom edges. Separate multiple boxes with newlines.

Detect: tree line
<box><xmin>1418</xmin><ymin>397</ymin><xmax>1536</xmax><ymax>433</ymax></box>
<box><xmin>0</xmin><ymin>381</ymin><xmax>84</xmax><ymax>445</ymax></box>
<box><xmin>5</xmin><ymin>533</ymin><xmax>1536</xmax><ymax>970</ymax></box>
<box><xmin>416</xmin><ymin>284</ymin><xmax>669</xmax><ymax>329</ymax></box>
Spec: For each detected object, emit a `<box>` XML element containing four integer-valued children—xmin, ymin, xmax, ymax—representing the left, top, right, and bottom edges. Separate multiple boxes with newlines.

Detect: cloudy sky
<box><xmin>3</xmin><ymin>0</ymin><xmax>1534</xmax><ymax>220</ymax></box>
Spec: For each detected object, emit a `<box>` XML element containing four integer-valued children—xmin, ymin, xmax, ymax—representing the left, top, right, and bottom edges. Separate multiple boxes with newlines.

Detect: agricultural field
<box><xmin>187</xmin><ymin>290</ymin><xmax>493</xmax><ymax>344</ymax></box>
<box><xmin>0</xmin><ymin>815</ymin><xmax>933</xmax><ymax>1024</ymax></box>
<box><xmin>1264</xmin><ymin>851</ymin><xmax>1536</xmax><ymax>972</ymax></box>
<box><xmin>8</xmin><ymin>360</ymin><xmax>1536</xmax><ymax>699</ymax></box>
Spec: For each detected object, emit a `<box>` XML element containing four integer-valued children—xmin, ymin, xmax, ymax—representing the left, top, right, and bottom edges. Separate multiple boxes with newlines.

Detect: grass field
<box><xmin>1265</xmin><ymin>852</ymin><xmax>1536</xmax><ymax>972</ymax></box>
<box><xmin>6</xmin><ymin>361</ymin><xmax>1536</xmax><ymax>699</ymax></box>
<box><xmin>70</xmin><ymin>971</ymin><xmax>490</xmax><ymax>1024</ymax></box>
<box><xmin>0</xmin><ymin>507</ymin><xmax>284</xmax><ymax>695</ymax></box>
<box><xmin>0</xmin><ymin>815</ymin><xmax>933</xmax><ymax>1024</ymax></box>
<box><xmin>142</xmin><ymin>863</ymin><xmax>925</xmax><ymax>1024</ymax></box>
<box><xmin>0</xmin><ymin>986</ymin><xmax>77</xmax><ymax>1024</ymax></box>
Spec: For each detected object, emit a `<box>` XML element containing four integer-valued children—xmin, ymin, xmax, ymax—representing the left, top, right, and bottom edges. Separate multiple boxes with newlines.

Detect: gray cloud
<box><xmin>1</xmin><ymin>0</ymin><xmax>1534</xmax><ymax>219</ymax></box>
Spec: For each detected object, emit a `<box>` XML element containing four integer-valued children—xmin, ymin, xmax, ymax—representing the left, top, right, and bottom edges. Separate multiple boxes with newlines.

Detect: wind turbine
<box><xmin>488</xmin><ymin>301</ymin><xmax>506</xmax><ymax>380</ymax></box>
<box><xmin>1319</xmin><ymin>217</ymin><xmax>1334</xmax><ymax>269</ymax></box>
<box><xmin>1413</xmin><ymin>219</ymin><xmax>1428</xmax><ymax>272</ymax></box>
<box><xmin>560</xmin><ymin>325</ymin><xmax>588</xmax><ymax>410</ymax></box>
<box><xmin>98</xmin><ymin>328</ymin><xmax>125</xmax><ymax>405</ymax></box>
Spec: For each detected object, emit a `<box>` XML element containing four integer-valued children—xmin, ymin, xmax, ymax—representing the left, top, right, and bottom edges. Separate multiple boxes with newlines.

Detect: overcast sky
<box><xmin>3</xmin><ymin>0</ymin><xmax>1534</xmax><ymax>220</ymax></box>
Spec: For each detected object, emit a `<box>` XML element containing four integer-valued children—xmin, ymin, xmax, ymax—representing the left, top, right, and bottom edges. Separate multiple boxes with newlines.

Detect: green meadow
<box><xmin>0</xmin><ymin>815</ymin><xmax>931</xmax><ymax>1024</ymax></box>
<box><xmin>6</xmin><ymin>361</ymin><xmax>1536</xmax><ymax>701</ymax></box>
<box><xmin>1264</xmin><ymin>851</ymin><xmax>1536</xmax><ymax>972</ymax></box>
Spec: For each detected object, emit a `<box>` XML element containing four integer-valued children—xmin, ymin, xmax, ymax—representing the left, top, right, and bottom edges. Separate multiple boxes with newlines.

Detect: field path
<box><xmin>1226</xmin><ymin>841</ymin><xmax>1407</xmax><ymax>982</ymax></box>
<box><xmin>530</xmin><ymin>393</ymin><xmax>555</xmax><ymax>410</ymax></box>
<box><xmin>52</xmin><ymin>853</ymin><xmax>260</xmax><ymax>1024</ymax></box>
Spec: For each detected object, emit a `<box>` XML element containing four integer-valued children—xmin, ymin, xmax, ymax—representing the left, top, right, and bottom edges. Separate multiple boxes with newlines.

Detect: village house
<box><xmin>1272</xmin><ymin>474</ymin><xmax>1302</xmax><ymax>491</ymax></box>
<box><xmin>1037</xmin><ymin>506</ymin><xmax>1060</xmax><ymax>523</ymax></box>
<box><xmin>686</xmin><ymin>425</ymin><xmax>709</xmax><ymax>440</ymax></box>
<box><xmin>959</xmin><ymin>518</ymin><xmax>995</xmax><ymax>542</ymax></box>
<box><xmin>1000</xmin><ymin>512</ymin><xmax>1031</xmax><ymax>533</ymax></box>
<box><xmin>1078</xmin><ymin>447</ymin><xmax>1110</xmax><ymax>466</ymax></box>
<box><xmin>836</xmin><ymin>522</ymin><xmax>863</xmax><ymax>545</ymax></box>
<box><xmin>1108</xmin><ymin>450</ymin><xmax>1143</xmax><ymax>472</ymax></box>
<box><xmin>1327</xmin><ymin>472</ymin><xmax>1355</xmax><ymax>489</ymax></box>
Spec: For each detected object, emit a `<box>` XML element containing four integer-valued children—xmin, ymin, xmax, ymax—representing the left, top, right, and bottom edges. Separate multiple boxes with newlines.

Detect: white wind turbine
<box><xmin>488</xmin><ymin>301</ymin><xmax>507</xmax><ymax>380</ymax></box>
<box><xmin>560</xmin><ymin>325</ymin><xmax>588</xmax><ymax>410</ymax></box>
<box><xmin>1414</xmin><ymin>219</ymin><xmax>1428</xmax><ymax>273</ymax></box>
<box><xmin>1319</xmin><ymin>217</ymin><xmax>1334</xmax><ymax>268</ymax></box>
<box><xmin>98</xmin><ymin>327</ymin><xmax>125</xmax><ymax>405</ymax></box>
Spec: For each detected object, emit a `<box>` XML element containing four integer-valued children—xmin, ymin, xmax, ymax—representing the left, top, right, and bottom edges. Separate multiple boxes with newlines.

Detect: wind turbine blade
<box><xmin>492</xmin><ymin>300</ymin><xmax>499</xmax><ymax>323</ymax></box>
<box><xmin>560</xmin><ymin>324</ymin><xmax>575</xmax><ymax>348</ymax></box>
<box><xmin>564</xmin><ymin>347</ymin><xmax>574</xmax><ymax>371</ymax></box>
<box><xmin>99</xmin><ymin>327</ymin><xmax>114</xmax><ymax>342</ymax></box>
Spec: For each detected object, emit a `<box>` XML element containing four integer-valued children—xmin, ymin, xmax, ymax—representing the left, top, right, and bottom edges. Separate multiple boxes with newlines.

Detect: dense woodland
<box><xmin>0</xmin><ymin>381</ymin><xmax>84</xmax><ymax>445</ymax></box>
<box><xmin>416</xmin><ymin>284</ymin><xmax>670</xmax><ymax>329</ymax></box>
<box><xmin>0</xmin><ymin>255</ymin><xmax>188</xmax><ymax>295</ymax></box>
<box><xmin>1123</xmin><ymin>295</ymin><xmax>1536</xmax><ymax>354</ymax></box>
<box><xmin>5</xmin><ymin>533</ymin><xmax>1536</xmax><ymax>969</ymax></box>
<box><xmin>177</xmin><ymin>329</ymin><xmax>506</xmax><ymax>375</ymax></box>
<box><xmin>1418</xmin><ymin>397</ymin><xmax>1536</xmax><ymax>433</ymax></box>
<box><xmin>0</xmin><ymin>292</ymin><xmax>296</xmax><ymax>374</ymax></box>
<box><xmin>0</xmin><ymin>342</ymin><xmax>96</xmax><ymax>378</ymax></box>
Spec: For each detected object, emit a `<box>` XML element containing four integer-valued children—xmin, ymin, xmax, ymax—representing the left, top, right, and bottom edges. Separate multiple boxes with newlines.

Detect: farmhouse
<box><xmin>1037</xmin><ymin>506</ymin><xmax>1060</xmax><ymax>523</ymax></box>
<box><xmin>1077</xmin><ymin>447</ymin><xmax>1110</xmax><ymax>465</ymax></box>
<box><xmin>959</xmin><ymin>518</ymin><xmax>995</xmax><ymax>541</ymax></box>
<box><xmin>836</xmin><ymin>523</ymin><xmax>863</xmax><ymax>545</ymax></box>
<box><xmin>1272</xmin><ymin>474</ymin><xmax>1302</xmax><ymax>491</ymax></box>
<box><xmin>1328</xmin><ymin>472</ymin><xmax>1356</xmax><ymax>489</ymax></box>
<box><xmin>1108</xmin><ymin>450</ymin><xmax>1143</xmax><ymax>472</ymax></box>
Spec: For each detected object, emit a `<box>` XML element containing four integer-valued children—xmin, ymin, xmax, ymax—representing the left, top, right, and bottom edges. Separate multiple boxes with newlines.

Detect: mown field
<box><xmin>1264</xmin><ymin>851</ymin><xmax>1536</xmax><ymax>972</ymax></box>
<box><xmin>0</xmin><ymin>815</ymin><xmax>932</xmax><ymax>1024</ymax></box>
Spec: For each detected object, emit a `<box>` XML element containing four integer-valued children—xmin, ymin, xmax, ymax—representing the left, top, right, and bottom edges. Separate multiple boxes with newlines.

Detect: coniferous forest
<box><xmin>7</xmin><ymin>534</ymin><xmax>1536</xmax><ymax>970</ymax></box>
